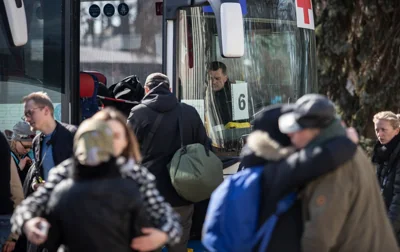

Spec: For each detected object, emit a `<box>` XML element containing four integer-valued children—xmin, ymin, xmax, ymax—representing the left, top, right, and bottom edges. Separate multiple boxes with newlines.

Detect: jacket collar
<box><xmin>306</xmin><ymin>118</ymin><xmax>346</xmax><ymax>149</ymax></box>
<box><xmin>34</xmin><ymin>121</ymin><xmax>61</xmax><ymax>163</ymax></box>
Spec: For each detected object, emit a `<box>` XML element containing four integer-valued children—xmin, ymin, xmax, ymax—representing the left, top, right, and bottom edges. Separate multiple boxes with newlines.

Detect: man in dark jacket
<box><xmin>127</xmin><ymin>73</ymin><xmax>208</xmax><ymax>252</ymax></box>
<box><xmin>22</xmin><ymin>92</ymin><xmax>76</xmax><ymax>198</ymax></box>
<box><xmin>207</xmin><ymin>61</ymin><xmax>233</xmax><ymax>126</ymax></box>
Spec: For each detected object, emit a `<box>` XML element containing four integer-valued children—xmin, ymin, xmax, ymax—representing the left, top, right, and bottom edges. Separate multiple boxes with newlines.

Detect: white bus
<box><xmin>0</xmin><ymin>0</ymin><xmax>317</xmax><ymax>170</ymax></box>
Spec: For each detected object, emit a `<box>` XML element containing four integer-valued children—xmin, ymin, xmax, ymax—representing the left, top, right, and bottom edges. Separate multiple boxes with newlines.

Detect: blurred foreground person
<box><xmin>1</xmin><ymin>131</ymin><xmax>22</xmax><ymax>252</ymax></box>
<box><xmin>279</xmin><ymin>94</ymin><xmax>398</xmax><ymax>251</ymax></box>
<box><xmin>42</xmin><ymin>119</ymin><xmax>150</xmax><ymax>251</ymax></box>
<box><xmin>11</xmin><ymin>108</ymin><xmax>181</xmax><ymax>252</ymax></box>
<box><xmin>202</xmin><ymin>104</ymin><xmax>358</xmax><ymax>252</ymax></box>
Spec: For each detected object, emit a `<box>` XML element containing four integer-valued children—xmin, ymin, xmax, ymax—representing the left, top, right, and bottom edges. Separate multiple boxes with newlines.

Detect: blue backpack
<box><xmin>202</xmin><ymin>166</ymin><xmax>297</xmax><ymax>252</ymax></box>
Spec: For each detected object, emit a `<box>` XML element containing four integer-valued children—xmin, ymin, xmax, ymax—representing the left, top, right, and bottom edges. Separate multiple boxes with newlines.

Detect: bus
<box><xmin>0</xmin><ymin>0</ymin><xmax>317</xmax><ymax>170</ymax></box>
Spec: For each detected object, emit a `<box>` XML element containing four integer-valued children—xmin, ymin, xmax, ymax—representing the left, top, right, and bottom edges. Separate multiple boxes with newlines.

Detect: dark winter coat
<box><xmin>0</xmin><ymin>132</ymin><xmax>13</xmax><ymax>214</ymax></box>
<box><xmin>214</xmin><ymin>81</ymin><xmax>233</xmax><ymax>125</ymax></box>
<box><xmin>43</xmin><ymin>158</ymin><xmax>149</xmax><ymax>252</ymax></box>
<box><xmin>127</xmin><ymin>84</ymin><xmax>208</xmax><ymax>207</ymax></box>
<box><xmin>372</xmin><ymin>133</ymin><xmax>400</xmax><ymax>244</ymax></box>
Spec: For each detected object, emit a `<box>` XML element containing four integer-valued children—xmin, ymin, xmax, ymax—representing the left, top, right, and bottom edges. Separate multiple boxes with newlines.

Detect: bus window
<box><xmin>0</xmin><ymin>0</ymin><xmax>65</xmax><ymax>131</ymax></box>
<box><xmin>178</xmin><ymin>0</ymin><xmax>317</xmax><ymax>157</ymax></box>
<box><xmin>80</xmin><ymin>0</ymin><xmax>163</xmax><ymax>86</ymax></box>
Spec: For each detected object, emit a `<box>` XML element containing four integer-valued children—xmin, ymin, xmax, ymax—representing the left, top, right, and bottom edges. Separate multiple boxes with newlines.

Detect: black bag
<box><xmin>110</xmin><ymin>75</ymin><xmax>144</xmax><ymax>116</ymax></box>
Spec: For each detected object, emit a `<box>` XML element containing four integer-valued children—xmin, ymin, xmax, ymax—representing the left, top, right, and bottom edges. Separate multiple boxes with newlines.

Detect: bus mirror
<box><xmin>163</xmin><ymin>0</ymin><xmax>245</xmax><ymax>58</ymax></box>
<box><xmin>218</xmin><ymin>2</ymin><xmax>244</xmax><ymax>58</ymax></box>
<box><xmin>207</xmin><ymin>0</ymin><xmax>244</xmax><ymax>58</ymax></box>
<box><xmin>3</xmin><ymin>0</ymin><xmax>28</xmax><ymax>46</ymax></box>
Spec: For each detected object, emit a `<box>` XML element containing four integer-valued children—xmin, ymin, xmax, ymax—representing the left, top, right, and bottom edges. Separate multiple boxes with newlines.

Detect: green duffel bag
<box><xmin>168</xmin><ymin>143</ymin><xmax>224</xmax><ymax>203</ymax></box>
<box><xmin>168</xmin><ymin>104</ymin><xmax>224</xmax><ymax>202</ymax></box>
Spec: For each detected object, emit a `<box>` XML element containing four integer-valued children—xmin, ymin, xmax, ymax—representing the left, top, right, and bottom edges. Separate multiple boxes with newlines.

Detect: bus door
<box><xmin>79</xmin><ymin>0</ymin><xmax>164</xmax><ymax>88</ymax></box>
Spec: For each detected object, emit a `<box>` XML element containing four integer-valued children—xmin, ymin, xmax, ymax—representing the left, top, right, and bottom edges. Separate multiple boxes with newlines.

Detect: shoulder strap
<box><xmin>254</xmin><ymin>192</ymin><xmax>297</xmax><ymax>251</ymax></box>
<box><xmin>142</xmin><ymin>112</ymin><xmax>164</xmax><ymax>153</ymax></box>
<box><xmin>11</xmin><ymin>151</ymin><xmax>19</xmax><ymax>166</ymax></box>
<box><xmin>178</xmin><ymin>103</ymin><xmax>211</xmax><ymax>155</ymax></box>
<box><xmin>177</xmin><ymin>103</ymin><xmax>184</xmax><ymax>148</ymax></box>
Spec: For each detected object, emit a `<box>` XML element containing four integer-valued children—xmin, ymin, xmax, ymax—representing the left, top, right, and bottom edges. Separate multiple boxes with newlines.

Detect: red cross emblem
<box><xmin>297</xmin><ymin>0</ymin><xmax>312</xmax><ymax>24</ymax></box>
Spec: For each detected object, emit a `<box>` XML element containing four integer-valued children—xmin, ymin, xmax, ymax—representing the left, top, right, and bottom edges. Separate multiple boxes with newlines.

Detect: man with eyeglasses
<box><xmin>20</xmin><ymin>92</ymin><xmax>76</xmax><ymax>197</ymax></box>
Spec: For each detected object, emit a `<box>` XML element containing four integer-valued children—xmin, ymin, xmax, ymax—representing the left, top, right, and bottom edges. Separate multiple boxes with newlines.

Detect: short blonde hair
<box><xmin>10</xmin><ymin>141</ymin><xmax>18</xmax><ymax>155</ymax></box>
<box><xmin>373</xmin><ymin>111</ymin><xmax>400</xmax><ymax>129</ymax></box>
<box><xmin>22</xmin><ymin>92</ymin><xmax>54</xmax><ymax>116</ymax></box>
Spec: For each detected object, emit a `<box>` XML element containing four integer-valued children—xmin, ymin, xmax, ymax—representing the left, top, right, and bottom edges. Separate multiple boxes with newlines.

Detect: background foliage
<box><xmin>313</xmin><ymin>0</ymin><xmax>400</xmax><ymax>144</ymax></box>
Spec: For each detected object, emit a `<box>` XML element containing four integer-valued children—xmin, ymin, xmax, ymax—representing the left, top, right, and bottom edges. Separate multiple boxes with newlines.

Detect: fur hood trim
<box><xmin>246</xmin><ymin>130</ymin><xmax>295</xmax><ymax>161</ymax></box>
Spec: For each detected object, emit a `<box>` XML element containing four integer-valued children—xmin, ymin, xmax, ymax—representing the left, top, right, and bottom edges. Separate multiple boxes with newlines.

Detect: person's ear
<box><xmin>43</xmin><ymin>106</ymin><xmax>49</xmax><ymax>116</ymax></box>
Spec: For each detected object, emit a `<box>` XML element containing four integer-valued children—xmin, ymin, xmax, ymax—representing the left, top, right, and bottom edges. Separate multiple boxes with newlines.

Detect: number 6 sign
<box><xmin>231</xmin><ymin>82</ymin><xmax>249</xmax><ymax>121</ymax></box>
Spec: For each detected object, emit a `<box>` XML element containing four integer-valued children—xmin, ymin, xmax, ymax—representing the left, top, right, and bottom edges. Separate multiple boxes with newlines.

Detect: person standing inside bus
<box><xmin>22</xmin><ymin>92</ymin><xmax>76</xmax><ymax>197</ymax></box>
<box><xmin>207</xmin><ymin>61</ymin><xmax>233</xmax><ymax>126</ymax></box>
<box><xmin>128</xmin><ymin>73</ymin><xmax>209</xmax><ymax>252</ymax></box>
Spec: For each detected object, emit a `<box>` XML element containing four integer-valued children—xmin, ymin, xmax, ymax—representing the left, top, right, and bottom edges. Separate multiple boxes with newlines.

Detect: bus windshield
<box><xmin>177</xmin><ymin>0</ymin><xmax>317</xmax><ymax>158</ymax></box>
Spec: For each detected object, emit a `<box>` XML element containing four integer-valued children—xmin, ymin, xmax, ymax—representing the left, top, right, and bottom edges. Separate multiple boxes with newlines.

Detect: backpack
<box><xmin>202</xmin><ymin>166</ymin><xmax>297</xmax><ymax>252</ymax></box>
<box><xmin>168</xmin><ymin>104</ymin><xmax>223</xmax><ymax>203</ymax></box>
<box><xmin>112</xmin><ymin>75</ymin><xmax>144</xmax><ymax>102</ymax></box>
<box><xmin>11</xmin><ymin>151</ymin><xmax>19</xmax><ymax>166</ymax></box>
<box><xmin>110</xmin><ymin>75</ymin><xmax>144</xmax><ymax>117</ymax></box>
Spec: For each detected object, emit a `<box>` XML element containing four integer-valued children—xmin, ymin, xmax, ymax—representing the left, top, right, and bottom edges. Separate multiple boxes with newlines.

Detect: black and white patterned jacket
<box><xmin>11</xmin><ymin>157</ymin><xmax>182</xmax><ymax>245</ymax></box>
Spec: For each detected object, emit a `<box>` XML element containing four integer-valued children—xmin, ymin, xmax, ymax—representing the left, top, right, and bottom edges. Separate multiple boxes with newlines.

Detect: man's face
<box><xmin>209</xmin><ymin>68</ymin><xmax>228</xmax><ymax>92</ymax></box>
<box><xmin>24</xmin><ymin>100</ymin><xmax>48</xmax><ymax>131</ymax></box>
<box><xmin>287</xmin><ymin>128</ymin><xmax>320</xmax><ymax>149</ymax></box>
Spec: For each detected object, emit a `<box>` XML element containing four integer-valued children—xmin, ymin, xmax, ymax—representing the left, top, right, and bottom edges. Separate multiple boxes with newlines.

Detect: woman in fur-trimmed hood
<box><xmin>239</xmin><ymin>104</ymin><xmax>357</xmax><ymax>252</ymax></box>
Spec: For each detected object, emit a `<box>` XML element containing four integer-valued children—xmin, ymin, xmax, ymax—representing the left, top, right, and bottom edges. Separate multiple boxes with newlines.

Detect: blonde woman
<box><xmin>372</xmin><ymin>111</ymin><xmax>400</xmax><ymax>245</ymax></box>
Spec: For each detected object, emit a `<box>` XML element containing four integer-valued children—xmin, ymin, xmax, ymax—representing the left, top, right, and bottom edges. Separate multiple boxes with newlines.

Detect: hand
<box><xmin>23</xmin><ymin>217</ymin><xmax>49</xmax><ymax>245</ymax></box>
<box><xmin>346</xmin><ymin>127</ymin><xmax>359</xmax><ymax>144</ymax></box>
<box><xmin>19</xmin><ymin>157</ymin><xmax>31</xmax><ymax>170</ymax></box>
<box><xmin>2</xmin><ymin>240</ymin><xmax>15</xmax><ymax>252</ymax></box>
<box><xmin>131</xmin><ymin>228</ymin><xmax>168</xmax><ymax>252</ymax></box>
<box><xmin>33</xmin><ymin>182</ymin><xmax>45</xmax><ymax>191</ymax></box>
